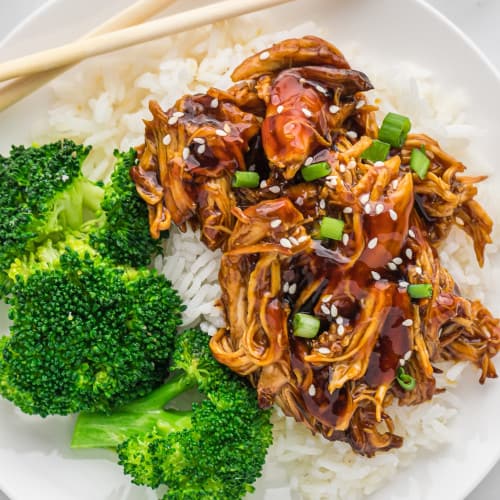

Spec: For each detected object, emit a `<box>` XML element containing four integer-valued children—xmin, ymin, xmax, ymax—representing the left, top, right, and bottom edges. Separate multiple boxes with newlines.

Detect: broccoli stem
<box><xmin>122</xmin><ymin>371</ymin><xmax>197</xmax><ymax>413</ymax></box>
<box><xmin>80</xmin><ymin>178</ymin><xmax>105</xmax><ymax>214</ymax></box>
<box><xmin>71</xmin><ymin>372</ymin><xmax>197</xmax><ymax>449</ymax></box>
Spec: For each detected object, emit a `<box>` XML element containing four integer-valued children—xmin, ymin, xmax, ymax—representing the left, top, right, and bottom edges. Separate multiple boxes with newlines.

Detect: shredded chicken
<box><xmin>133</xmin><ymin>36</ymin><xmax>500</xmax><ymax>456</ymax></box>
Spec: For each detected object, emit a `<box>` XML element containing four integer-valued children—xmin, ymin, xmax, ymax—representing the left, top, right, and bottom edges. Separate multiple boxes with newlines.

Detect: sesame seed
<box><xmin>61</xmin><ymin>174</ymin><xmax>69</xmax><ymax>182</ymax></box>
<box><xmin>182</xmin><ymin>147</ymin><xmax>190</xmax><ymax>160</ymax></box>
<box><xmin>348</xmin><ymin>160</ymin><xmax>357</xmax><ymax>169</ymax></box>
<box><xmin>367</xmin><ymin>237</ymin><xmax>378</xmax><ymax>249</ymax></box>
<box><xmin>304</xmin><ymin>156</ymin><xmax>313</xmax><ymax>166</ymax></box>
<box><xmin>371</xmin><ymin>271</ymin><xmax>381</xmax><ymax>281</ymax></box>
<box><xmin>277</xmin><ymin>105</ymin><xmax>284</xmax><ymax>114</ymax></box>
<box><xmin>342</xmin><ymin>233</ymin><xmax>349</xmax><ymax>246</ymax></box>
<box><xmin>322</xmin><ymin>294</ymin><xmax>332</xmax><ymax>303</ymax></box>
<box><xmin>167</xmin><ymin>116</ymin><xmax>178</xmax><ymax>125</ymax></box>
<box><xmin>248</xmin><ymin>164</ymin><xmax>256</xmax><ymax>171</ymax></box>
<box><xmin>193</xmin><ymin>137</ymin><xmax>205</xmax><ymax>144</ymax></box>
<box><xmin>299</xmin><ymin>78</ymin><xmax>306</xmax><ymax>84</ymax></box>
<box><xmin>356</xmin><ymin>100</ymin><xmax>366</xmax><ymax>109</ymax></box>
<box><xmin>207</xmin><ymin>325</ymin><xmax>217</xmax><ymax>337</ymax></box>
<box><xmin>455</xmin><ymin>216</ymin><xmax>465</xmax><ymax>226</ymax></box>
<box><xmin>319</xmin><ymin>199</ymin><xmax>326</xmax><ymax>210</ymax></box>
<box><xmin>289</xmin><ymin>283</ymin><xmax>297</xmax><ymax>294</ymax></box>
<box><xmin>197</xmin><ymin>144</ymin><xmax>206</xmax><ymax>155</ymax></box>
<box><xmin>329</xmin><ymin>104</ymin><xmax>340</xmax><ymax>113</ymax></box>
<box><xmin>321</xmin><ymin>304</ymin><xmax>331</xmax><ymax>315</ymax></box>
<box><xmin>399</xmin><ymin>280</ymin><xmax>409</xmax><ymax>289</ymax></box>
<box><xmin>259</xmin><ymin>50</ymin><xmax>270</xmax><ymax>60</ymax></box>
<box><xmin>215</xmin><ymin>129</ymin><xmax>227</xmax><ymax>137</ymax></box>
<box><xmin>173</xmin><ymin>111</ymin><xmax>184</xmax><ymax>118</ymax></box>
<box><xmin>387</xmin><ymin>262</ymin><xmax>397</xmax><ymax>271</ymax></box>
<box><xmin>374</xmin><ymin>161</ymin><xmax>385</xmax><ymax>167</ymax></box>
<box><xmin>415</xmin><ymin>266</ymin><xmax>423</xmax><ymax>275</ymax></box>
<box><xmin>375</xmin><ymin>203</ymin><xmax>384</xmax><ymax>215</ymax></box>
<box><xmin>289</xmin><ymin>236</ymin><xmax>299</xmax><ymax>246</ymax></box>
<box><xmin>302</xmin><ymin>107</ymin><xmax>313</xmax><ymax>118</ymax></box>
<box><xmin>210</xmin><ymin>98</ymin><xmax>219</xmax><ymax>108</ymax></box>
<box><xmin>330</xmin><ymin>304</ymin><xmax>338</xmax><ymax>317</ymax></box>
<box><xmin>402</xmin><ymin>319</ymin><xmax>413</xmax><ymax>327</ymax></box>
<box><xmin>339</xmin><ymin>164</ymin><xmax>346</xmax><ymax>173</ymax></box>
<box><xmin>343</xmin><ymin>206</ymin><xmax>353</xmax><ymax>214</ymax></box>
<box><xmin>337</xmin><ymin>324</ymin><xmax>345</xmax><ymax>336</ymax></box>
<box><xmin>359</xmin><ymin>193</ymin><xmax>370</xmax><ymax>205</ymax></box>
<box><xmin>389</xmin><ymin>209</ymin><xmax>398</xmax><ymax>221</ymax></box>
<box><xmin>364</xmin><ymin>204</ymin><xmax>372</xmax><ymax>214</ymax></box>
<box><xmin>296</xmin><ymin>197</ymin><xmax>304</xmax><ymax>206</ymax></box>
<box><xmin>298</xmin><ymin>235</ymin><xmax>308</xmax><ymax>243</ymax></box>
<box><xmin>318</xmin><ymin>347</ymin><xmax>331</xmax><ymax>355</ymax></box>
<box><xmin>326</xmin><ymin>175</ymin><xmax>338</xmax><ymax>187</ymax></box>
<box><xmin>404</xmin><ymin>350</ymin><xmax>412</xmax><ymax>361</ymax></box>
<box><xmin>438</xmin><ymin>328</ymin><xmax>443</xmax><ymax>338</ymax></box>
<box><xmin>223</xmin><ymin>123</ymin><xmax>232</xmax><ymax>134</ymax></box>
<box><xmin>269</xmin><ymin>185</ymin><xmax>281</xmax><ymax>194</ymax></box>
<box><xmin>315</xmin><ymin>84</ymin><xmax>328</xmax><ymax>95</ymax></box>
<box><xmin>399</xmin><ymin>358</ymin><xmax>406</xmax><ymax>366</ymax></box>
<box><xmin>346</xmin><ymin>130</ymin><xmax>358</xmax><ymax>140</ymax></box>
<box><xmin>283</xmin><ymin>282</ymin><xmax>290</xmax><ymax>293</ymax></box>
<box><xmin>308</xmin><ymin>384</ymin><xmax>316</xmax><ymax>396</ymax></box>
<box><xmin>392</xmin><ymin>179</ymin><xmax>399</xmax><ymax>189</ymax></box>
<box><xmin>280</xmin><ymin>237</ymin><xmax>292</xmax><ymax>249</ymax></box>
<box><xmin>405</xmin><ymin>248</ymin><xmax>413</xmax><ymax>260</ymax></box>
<box><xmin>270</xmin><ymin>219</ymin><xmax>282</xmax><ymax>228</ymax></box>
<box><xmin>336</xmin><ymin>316</ymin><xmax>343</xmax><ymax>325</ymax></box>
<box><xmin>393</xmin><ymin>257</ymin><xmax>403</xmax><ymax>265</ymax></box>
<box><xmin>163</xmin><ymin>134</ymin><xmax>172</xmax><ymax>145</ymax></box>
<box><xmin>408</xmin><ymin>229</ymin><xmax>416</xmax><ymax>238</ymax></box>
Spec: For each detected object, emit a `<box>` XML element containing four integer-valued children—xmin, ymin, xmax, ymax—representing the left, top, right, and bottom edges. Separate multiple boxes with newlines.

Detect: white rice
<box><xmin>35</xmin><ymin>14</ymin><xmax>497</xmax><ymax>500</ymax></box>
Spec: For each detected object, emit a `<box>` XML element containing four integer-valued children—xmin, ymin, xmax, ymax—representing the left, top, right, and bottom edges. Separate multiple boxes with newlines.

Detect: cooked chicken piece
<box><xmin>260</xmin><ymin>68</ymin><xmax>372</xmax><ymax>179</ymax></box>
<box><xmin>403</xmin><ymin>133</ymin><xmax>492</xmax><ymax>265</ymax></box>
<box><xmin>231</xmin><ymin>35</ymin><xmax>350</xmax><ymax>82</ymax></box>
<box><xmin>131</xmin><ymin>96</ymin><xmax>260</xmax><ymax>249</ymax></box>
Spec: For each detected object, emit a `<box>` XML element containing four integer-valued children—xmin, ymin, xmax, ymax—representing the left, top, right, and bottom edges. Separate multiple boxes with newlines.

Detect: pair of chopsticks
<box><xmin>0</xmin><ymin>0</ymin><xmax>292</xmax><ymax>112</ymax></box>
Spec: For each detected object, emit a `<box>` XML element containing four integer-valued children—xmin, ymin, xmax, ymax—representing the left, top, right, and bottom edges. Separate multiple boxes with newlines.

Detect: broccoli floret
<box><xmin>0</xmin><ymin>140</ymin><xmax>97</xmax><ymax>293</ymax></box>
<box><xmin>0</xmin><ymin>236</ymin><xmax>185</xmax><ymax>416</ymax></box>
<box><xmin>88</xmin><ymin>149</ymin><xmax>166</xmax><ymax>267</ymax></box>
<box><xmin>0</xmin><ymin>142</ymin><xmax>165</xmax><ymax>296</ymax></box>
<box><xmin>72</xmin><ymin>329</ymin><xmax>273</xmax><ymax>500</ymax></box>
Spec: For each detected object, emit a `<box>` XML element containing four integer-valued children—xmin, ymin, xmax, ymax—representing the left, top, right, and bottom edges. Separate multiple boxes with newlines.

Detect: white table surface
<box><xmin>0</xmin><ymin>1</ymin><xmax>499</xmax><ymax>499</ymax></box>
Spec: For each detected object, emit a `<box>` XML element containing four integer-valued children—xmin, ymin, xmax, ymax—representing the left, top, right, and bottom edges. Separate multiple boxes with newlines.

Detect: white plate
<box><xmin>1</xmin><ymin>1</ymin><xmax>500</xmax><ymax>499</ymax></box>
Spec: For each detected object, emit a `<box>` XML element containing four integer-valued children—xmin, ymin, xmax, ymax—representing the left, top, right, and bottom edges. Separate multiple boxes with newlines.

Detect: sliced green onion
<box><xmin>232</xmin><ymin>171</ymin><xmax>260</xmax><ymax>188</ymax></box>
<box><xmin>407</xmin><ymin>283</ymin><xmax>433</xmax><ymax>299</ymax></box>
<box><xmin>301</xmin><ymin>161</ymin><xmax>331</xmax><ymax>181</ymax></box>
<box><xmin>396</xmin><ymin>366</ymin><xmax>416</xmax><ymax>391</ymax></box>
<box><xmin>378</xmin><ymin>112</ymin><xmax>412</xmax><ymax>147</ymax></box>
<box><xmin>319</xmin><ymin>216</ymin><xmax>344</xmax><ymax>241</ymax></box>
<box><xmin>360</xmin><ymin>139</ymin><xmax>390</xmax><ymax>162</ymax></box>
<box><xmin>293</xmin><ymin>313</ymin><xmax>321</xmax><ymax>339</ymax></box>
<box><xmin>410</xmin><ymin>147</ymin><xmax>430</xmax><ymax>179</ymax></box>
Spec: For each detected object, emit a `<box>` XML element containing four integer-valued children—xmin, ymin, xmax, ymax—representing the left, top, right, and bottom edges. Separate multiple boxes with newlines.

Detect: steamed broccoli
<box><xmin>88</xmin><ymin>148</ymin><xmax>166</xmax><ymax>267</ymax></box>
<box><xmin>0</xmin><ymin>235</ymin><xmax>184</xmax><ymax>416</ymax></box>
<box><xmin>0</xmin><ymin>140</ymin><xmax>95</xmax><ymax>292</ymax></box>
<box><xmin>72</xmin><ymin>329</ymin><xmax>273</xmax><ymax>500</ymax></box>
<box><xmin>0</xmin><ymin>140</ymin><xmax>164</xmax><ymax>296</ymax></box>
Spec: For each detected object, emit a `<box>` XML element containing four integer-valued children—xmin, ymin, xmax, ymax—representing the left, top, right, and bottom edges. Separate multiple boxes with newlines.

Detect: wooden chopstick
<box><xmin>0</xmin><ymin>0</ymin><xmax>177</xmax><ymax>111</ymax></box>
<box><xmin>0</xmin><ymin>0</ymin><xmax>292</xmax><ymax>85</ymax></box>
